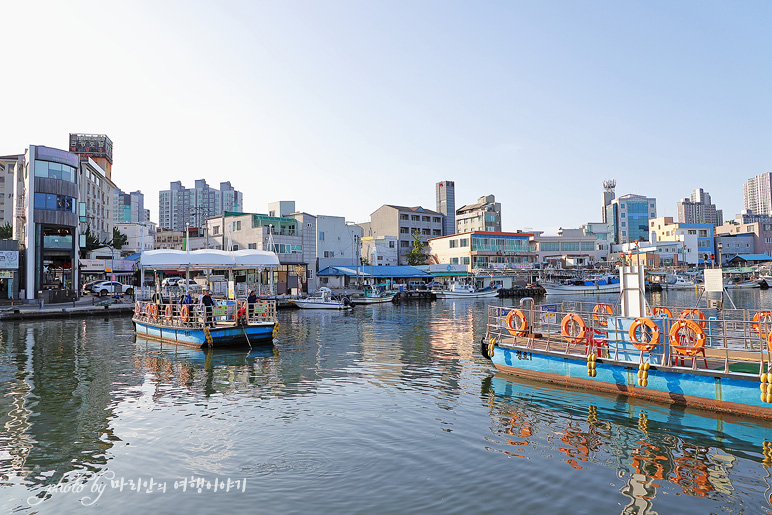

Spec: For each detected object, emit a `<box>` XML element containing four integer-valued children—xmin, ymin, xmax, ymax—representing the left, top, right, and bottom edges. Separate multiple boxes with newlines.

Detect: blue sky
<box><xmin>3</xmin><ymin>1</ymin><xmax>770</xmax><ymax>233</ymax></box>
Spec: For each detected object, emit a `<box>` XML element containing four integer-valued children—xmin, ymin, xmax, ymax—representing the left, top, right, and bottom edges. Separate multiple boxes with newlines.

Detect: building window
<box><xmin>319</xmin><ymin>232</ymin><xmax>325</xmax><ymax>241</ymax></box>
<box><xmin>449</xmin><ymin>240</ymin><xmax>457</xmax><ymax>248</ymax></box>
<box><xmin>248</xmin><ymin>243</ymin><xmax>257</xmax><ymax>249</ymax></box>
<box><xmin>411</xmin><ymin>215</ymin><xmax>419</xmax><ymax>222</ymax></box>
<box><xmin>400</xmin><ymin>227</ymin><xmax>409</xmax><ymax>234</ymax></box>
<box><xmin>422</xmin><ymin>216</ymin><xmax>430</xmax><ymax>222</ymax></box>
<box><xmin>400</xmin><ymin>240</ymin><xmax>409</xmax><ymax>248</ymax></box>
<box><xmin>433</xmin><ymin>217</ymin><xmax>441</xmax><ymax>223</ymax></box>
<box><xmin>233</xmin><ymin>221</ymin><xmax>241</xmax><ymax>231</ymax></box>
<box><xmin>212</xmin><ymin>226</ymin><xmax>220</xmax><ymax>235</ymax></box>
<box><xmin>388</xmin><ymin>241</ymin><xmax>395</xmax><ymax>248</ymax></box>
<box><xmin>400</xmin><ymin>214</ymin><xmax>409</xmax><ymax>221</ymax></box>
<box><xmin>460</xmin><ymin>238</ymin><xmax>469</xmax><ymax>247</ymax></box>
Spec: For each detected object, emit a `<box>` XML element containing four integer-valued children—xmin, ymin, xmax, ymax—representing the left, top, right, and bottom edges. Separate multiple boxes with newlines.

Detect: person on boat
<box><xmin>181</xmin><ymin>292</ymin><xmax>193</xmax><ymax>306</ymax></box>
<box><xmin>201</xmin><ymin>289</ymin><xmax>215</xmax><ymax>327</ymax></box>
<box><xmin>247</xmin><ymin>290</ymin><xmax>257</xmax><ymax>316</ymax></box>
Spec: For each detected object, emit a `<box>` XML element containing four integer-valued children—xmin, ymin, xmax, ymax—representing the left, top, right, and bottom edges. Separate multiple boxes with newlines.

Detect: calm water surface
<box><xmin>2</xmin><ymin>289</ymin><xmax>772</xmax><ymax>514</ymax></box>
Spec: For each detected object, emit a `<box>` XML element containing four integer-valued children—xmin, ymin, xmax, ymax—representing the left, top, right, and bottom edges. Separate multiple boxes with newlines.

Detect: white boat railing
<box><xmin>133</xmin><ymin>298</ymin><xmax>277</xmax><ymax>329</ymax></box>
<box><xmin>486</xmin><ymin>302</ymin><xmax>772</xmax><ymax>376</ymax></box>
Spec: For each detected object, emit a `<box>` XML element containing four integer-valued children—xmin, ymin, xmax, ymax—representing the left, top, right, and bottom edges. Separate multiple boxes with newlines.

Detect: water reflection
<box><xmin>484</xmin><ymin>372</ymin><xmax>772</xmax><ymax>514</ymax></box>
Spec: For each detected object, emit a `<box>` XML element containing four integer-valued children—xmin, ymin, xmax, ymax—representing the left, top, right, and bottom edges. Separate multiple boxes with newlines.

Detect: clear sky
<box><xmin>3</xmin><ymin>1</ymin><xmax>770</xmax><ymax>234</ymax></box>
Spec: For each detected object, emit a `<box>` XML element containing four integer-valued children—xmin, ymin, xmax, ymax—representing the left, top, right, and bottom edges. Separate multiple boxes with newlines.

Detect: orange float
<box><xmin>561</xmin><ymin>313</ymin><xmax>587</xmax><ymax>343</ymax></box>
<box><xmin>628</xmin><ymin>317</ymin><xmax>661</xmax><ymax>352</ymax></box>
<box><xmin>505</xmin><ymin>309</ymin><xmax>528</xmax><ymax>337</ymax></box>
<box><xmin>669</xmin><ymin>319</ymin><xmax>706</xmax><ymax>356</ymax></box>
<box><xmin>180</xmin><ymin>305</ymin><xmax>189</xmax><ymax>323</ymax></box>
<box><xmin>678</xmin><ymin>308</ymin><xmax>706</xmax><ymax>329</ymax></box>
<box><xmin>752</xmin><ymin>311</ymin><xmax>772</xmax><ymax>339</ymax></box>
<box><xmin>165</xmin><ymin>304</ymin><xmax>173</xmax><ymax>321</ymax></box>
<box><xmin>592</xmin><ymin>304</ymin><xmax>613</xmax><ymax>326</ymax></box>
<box><xmin>652</xmin><ymin>306</ymin><xmax>673</xmax><ymax>318</ymax></box>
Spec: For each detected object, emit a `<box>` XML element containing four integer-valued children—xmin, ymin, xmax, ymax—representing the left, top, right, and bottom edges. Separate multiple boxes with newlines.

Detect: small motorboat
<box><xmin>292</xmin><ymin>287</ymin><xmax>353</xmax><ymax>310</ymax></box>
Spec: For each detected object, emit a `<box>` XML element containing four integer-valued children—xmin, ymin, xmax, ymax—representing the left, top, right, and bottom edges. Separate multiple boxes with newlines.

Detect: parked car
<box><xmin>91</xmin><ymin>281</ymin><xmax>134</xmax><ymax>296</ymax></box>
<box><xmin>161</xmin><ymin>277</ymin><xmax>181</xmax><ymax>287</ymax></box>
<box><xmin>82</xmin><ymin>280</ymin><xmax>102</xmax><ymax>294</ymax></box>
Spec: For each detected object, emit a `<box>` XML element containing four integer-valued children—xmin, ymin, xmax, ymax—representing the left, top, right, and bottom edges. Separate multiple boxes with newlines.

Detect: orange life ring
<box><xmin>145</xmin><ymin>304</ymin><xmax>152</xmax><ymax>317</ymax></box>
<box><xmin>752</xmin><ymin>311</ymin><xmax>772</xmax><ymax>339</ymax></box>
<box><xmin>561</xmin><ymin>313</ymin><xmax>587</xmax><ymax>343</ymax></box>
<box><xmin>135</xmin><ymin>301</ymin><xmax>141</xmax><ymax>315</ymax></box>
<box><xmin>592</xmin><ymin>304</ymin><xmax>613</xmax><ymax>326</ymax></box>
<box><xmin>628</xmin><ymin>317</ymin><xmax>661</xmax><ymax>351</ymax></box>
<box><xmin>165</xmin><ymin>304</ymin><xmax>173</xmax><ymax>321</ymax></box>
<box><xmin>652</xmin><ymin>306</ymin><xmax>673</xmax><ymax>318</ymax></box>
<box><xmin>150</xmin><ymin>303</ymin><xmax>158</xmax><ymax>319</ymax></box>
<box><xmin>669</xmin><ymin>319</ymin><xmax>706</xmax><ymax>356</ymax></box>
<box><xmin>180</xmin><ymin>305</ymin><xmax>189</xmax><ymax>322</ymax></box>
<box><xmin>505</xmin><ymin>309</ymin><xmax>528</xmax><ymax>337</ymax></box>
<box><xmin>678</xmin><ymin>308</ymin><xmax>706</xmax><ymax>329</ymax></box>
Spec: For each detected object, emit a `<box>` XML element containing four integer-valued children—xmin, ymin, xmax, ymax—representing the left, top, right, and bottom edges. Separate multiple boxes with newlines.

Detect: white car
<box><xmin>91</xmin><ymin>281</ymin><xmax>134</xmax><ymax>296</ymax></box>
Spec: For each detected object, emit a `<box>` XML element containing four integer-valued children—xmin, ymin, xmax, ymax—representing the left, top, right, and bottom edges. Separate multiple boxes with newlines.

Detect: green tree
<box><xmin>79</xmin><ymin>225</ymin><xmax>105</xmax><ymax>258</ymax></box>
<box><xmin>406</xmin><ymin>229</ymin><xmax>427</xmax><ymax>265</ymax></box>
<box><xmin>110</xmin><ymin>226</ymin><xmax>128</xmax><ymax>250</ymax></box>
<box><xmin>0</xmin><ymin>222</ymin><xmax>12</xmax><ymax>239</ymax></box>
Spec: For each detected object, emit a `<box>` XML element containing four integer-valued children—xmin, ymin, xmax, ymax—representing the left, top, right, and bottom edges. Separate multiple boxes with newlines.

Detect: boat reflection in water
<box><xmin>483</xmin><ymin>373</ymin><xmax>772</xmax><ymax>514</ymax></box>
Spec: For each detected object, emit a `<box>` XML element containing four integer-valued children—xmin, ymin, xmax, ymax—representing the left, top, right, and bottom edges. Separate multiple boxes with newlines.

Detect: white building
<box><xmin>317</xmin><ymin>215</ymin><xmax>361</xmax><ymax>270</ymax></box>
<box><xmin>536</xmin><ymin>228</ymin><xmax>602</xmax><ymax>267</ymax></box>
<box><xmin>115</xmin><ymin>222</ymin><xmax>157</xmax><ymax>255</ymax></box>
<box><xmin>360</xmin><ymin>235</ymin><xmax>398</xmax><ymax>266</ymax></box>
<box><xmin>744</xmin><ymin>172</ymin><xmax>772</xmax><ymax>217</ymax></box>
<box><xmin>79</xmin><ymin>157</ymin><xmax>115</xmax><ymax>243</ymax></box>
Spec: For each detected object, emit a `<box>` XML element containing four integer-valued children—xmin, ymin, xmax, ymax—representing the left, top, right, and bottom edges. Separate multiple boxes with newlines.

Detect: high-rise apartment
<box><xmin>436</xmin><ymin>180</ymin><xmax>455</xmax><ymax>236</ymax></box>
<box><xmin>114</xmin><ymin>189</ymin><xmax>149</xmax><ymax>224</ymax></box>
<box><xmin>676</xmin><ymin>188</ymin><xmax>723</xmax><ymax>226</ymax></box>
<box><xmin>456</xmin><ymin>194</ymin><xmax>501</xmax><ymax>233</ymax></box>
<box><xmin>159</xmin><ymin>179</ymin><xmax>243</xmax><ymax>231</ymax></box>
<box><xmin>743</xmin><ymin>172</ymin><xmax>772</xmax><ymax>216</ymax></box>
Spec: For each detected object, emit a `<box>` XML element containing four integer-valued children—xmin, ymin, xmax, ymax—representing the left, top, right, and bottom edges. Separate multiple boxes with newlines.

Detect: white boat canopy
<box><xmin>140</xmin><ymin>249</ymin><xmax>280</xmax><ymax>270</ymax></box>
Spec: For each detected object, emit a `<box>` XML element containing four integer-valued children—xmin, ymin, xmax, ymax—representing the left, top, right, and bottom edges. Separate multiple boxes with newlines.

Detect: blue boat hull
<box><xmin>134</xmin><ymin>320</ymin><xmax>274</xmax><ymax>347</ymax></box>
<box><xmin>489</xmin><ymin>344</ymin><xmax>772</xmax><ymax>419</ymax></box>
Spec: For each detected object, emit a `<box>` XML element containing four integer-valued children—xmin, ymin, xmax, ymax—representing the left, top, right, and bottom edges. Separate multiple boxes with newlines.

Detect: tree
<box><xmin>110</xmin><ymin>226</ymin><xmax>128</xmax><ymax>250</ymax></box>
<box><xmin>80</xmin><ymin>225</ymin><xmax>105</xmax><ymax>258</ymax></box>
<box><xmin>0</xmin><ymin>222</ymin><xmax>12</xmax><ymax>239</ymax></box>
<box><xmin>406</xmin><ymin>229</ymin><xmax>427</xmax><ymax>265</ymax></box>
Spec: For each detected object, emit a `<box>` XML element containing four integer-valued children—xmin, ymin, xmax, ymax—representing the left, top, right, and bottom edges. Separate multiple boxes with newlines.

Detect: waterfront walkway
<box><xmin>0</xmin><ymin>295</ymin><xmax>134</xmax><ymax>321</ymax></box>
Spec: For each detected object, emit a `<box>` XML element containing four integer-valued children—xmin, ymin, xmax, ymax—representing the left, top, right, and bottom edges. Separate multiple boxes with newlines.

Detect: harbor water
<box><xmin>3</xmin><ymin>288</ymin><xmax>772</xmax><ymax>514</ymax></box>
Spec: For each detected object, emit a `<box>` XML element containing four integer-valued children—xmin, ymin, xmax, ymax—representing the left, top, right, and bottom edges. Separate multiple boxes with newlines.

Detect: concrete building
<box><xmin>69</xmin><ymin>133</ymin><xmax>113</xmax><ymax>180</ymax></box>
<box><xmin>317</xmin><ymin>215</ymin><xmax>362</xmax><ymax>270</ymax></box>
<box><xmin>436</xmin><ymin>180</ymin><xmax>456</xmax><ymax>236</ymax></box>
<box><xmin>715</xmin><ymin>219</ymin><xmax>772</xmax><ymax>259</ymax></box>
<box><xmin>159</xmin><ymin>179</ymin><xmax>243</xmax><ymax>231</ymax></box>
<box><xmin>649</xmin><ymin>216</ymin><xmax>714</xmax><ymax>266</ymax></box>
<box><xmin>360</xmin><ymin>235</ymin><xmax>398</xmax><ymax>266</ymax></box>
<box><xmin>79</xmin><ymin>157</ymin><xmax>115</xmax><ymax>243</ymax></box>
<box><xmin>363</xmin><ymin>205</ymin><xmax>443</xmax><ymax>265</ymax></box>
<box><xmin>581</xmin><ymin>222</ymin><xmax>611</xmax><ymax>261</ymax></box>
<box><xmin>114</xmin><ymin>188</ymin><xmax>149</xmax><ymax>224</ymax></box>
<box><xmin>115</xmin><ymin>222</ymin><xmax>156</xmax><ymax>255</ymax></box>
<box><xmin>428</xmin><ymin>231</ymin><xmax>537</xmax><ymax>271</ymax></box>
<box><xmin>744</xmin><ymin>172</ymin><xmax>772</xmax><ymax>217</ymax></box>
<box><xmin>456</xmin><ymin>194</ymin><xmax>501</xmax><ymax>234</ymax></box>
<box><xmin>606</xmin><ymin>193</ymin><xmax>657</xmax><ymax>244</ymax></box>
<box><xmin>206</xmin><ymin>211</ymin><xmax>316</xmax><ymax>294</ymax></box>
<box><xmin>677</xmin><ymin>188</ymin><xmax>723</xmax><ymax>226</ymax></box>
<box><xmin>0</xmin><ymin>155</ymin><xmax>23</xmax><ymax>227</ymax></box>
<box><xmin>536</xmin><ymin>228</ymin><xmax>602</xmax><ymax>267</ymax></box>
<box><xmin>715</xmin><ymin>234</ymin><xmax>754</xmax><ymax>266</ymax></box>
<box><xmin>18</xmin><ymin>145</ymin><xmax>81</xmax><ymax>300</ymax></box>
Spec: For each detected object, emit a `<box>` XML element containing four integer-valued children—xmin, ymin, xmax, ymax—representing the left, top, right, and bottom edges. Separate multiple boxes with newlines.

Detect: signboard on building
<box><xmin>0</xmin><ymin>251</ymin><xmax>19</xmax><ymax>269</ymax></box>
<box><xmin>428</xmin><ymin>264</ymin><xmax>467</xmax><ymax>273</ymax></box>
<box><xmin>69</xmin><ymin>133</ymin><xmax>113</xmax><ymax>164</ymax></box>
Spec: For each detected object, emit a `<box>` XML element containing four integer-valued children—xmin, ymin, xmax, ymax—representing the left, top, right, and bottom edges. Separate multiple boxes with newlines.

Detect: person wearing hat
<box><xmin>247</xmin><ymin>290</ymin><xmax>257</xmax><ymax>318</ymax></box>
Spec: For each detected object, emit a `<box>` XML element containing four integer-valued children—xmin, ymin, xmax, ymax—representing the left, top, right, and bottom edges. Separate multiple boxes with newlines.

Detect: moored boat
<box><xmin>350</xmin><ymin>286</ymin><xmax>397</xmax><ymax>305</ymax></box>
<box><xmin>292</xmin><ymin>287</ymin><xmax>353</xmax><ymax>309</ymax></box>
<box><xmin>482</xmin><ymin>265</ymin><xmax>772</xmax><ymax>420</ymax></box>
<box><xmin>539</xmin><ymin>275</ymin><xmax>620</xmax><ymax>295</ymax></box>
<box><xmin>133</xmin><ymin>249</ymin><xmax>280</xmax><ymax>347</ymax></box>
<box><xmin>433</xmin><ymin>281</ymin><xmax>500</xmax><ymax>299</ymax></box>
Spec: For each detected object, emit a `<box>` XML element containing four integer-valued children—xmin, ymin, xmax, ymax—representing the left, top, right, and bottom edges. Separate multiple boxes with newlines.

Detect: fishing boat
<box><xmin>664</xmin><ymin>274</ymin><xmax>698</xmax><ymax>290</ymax></box>
<box><xmin>482</xmin><ymin>265</ymin><xmax>772</xmax><ymax>420</ymax></box>
<box><xmin>433</xmin><ymin>281</ymin><xmax>500</xmax><ymax>299</ymax></box>
<box><xmin>538</xmin><ymin>274</ymin><xmax>620</xmax><ymax>295</ymax></box>
<box><xmin>292</xmin><ymin>287</ymin><xmax>353</xmax><ymax>309</ymax></box>
<box><xmin>350</xmin><ymin>285</ymin><xmax>397</xmax><ymax>305</ymax></box>
<box><xmin>133</xmin><ymin>249</ymin><xmax>280</xmax><ymax>347</ymax></box>
<box><xmin>725</xmin><ymin>278</ymin><xmax>763</xmax><ymax>289</ymax></box>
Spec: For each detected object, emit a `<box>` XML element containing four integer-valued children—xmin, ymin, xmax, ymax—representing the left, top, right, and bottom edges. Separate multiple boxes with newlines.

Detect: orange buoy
<box><xmin>628</xmin><ymin>317</ymin><xmax>661</xmax><ymax>352</ymax></box>
<box><xmin>669</xmin><ymin>319</ymin><xmax>706</xmax><ymax>356</ymax></box>
<box><xmin>561</xmin><ymin>313</ymin><xmax>587</xmax><ymax>343</ymax></box>
<box><xmin>505</xmin><ymin>309</ymin><xmax>528</xmax><ymax>337</ymax></box>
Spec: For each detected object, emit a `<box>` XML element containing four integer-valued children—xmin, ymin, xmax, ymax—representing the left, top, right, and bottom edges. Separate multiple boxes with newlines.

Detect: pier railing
<box><xmin>133</xmin><ymin>298</ymin><xmax>277</xmax><ymax>329</ymax></box>
<box><xmin>486</xmin><ymin>301</ymin><xmax>772</xmax><ymax>376</ymax></box>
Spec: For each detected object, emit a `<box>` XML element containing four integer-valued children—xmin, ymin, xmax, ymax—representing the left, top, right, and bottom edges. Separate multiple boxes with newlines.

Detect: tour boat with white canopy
<box><xmin>133</xmin><ymin>249</ymin><xmax>280</xmax><ymax>347</ymax></box>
